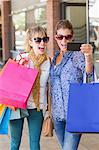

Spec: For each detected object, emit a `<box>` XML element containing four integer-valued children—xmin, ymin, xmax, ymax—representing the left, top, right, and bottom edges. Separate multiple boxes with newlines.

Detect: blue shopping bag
<box><xmin>0</xmin><ymin>107</ymin><xmax>11</xmax><ymax>134</ymax></box>
<box><xmin>66</xmin><ymin>82</ymin><xmax>99</xmax><ymax>133</ymax></box>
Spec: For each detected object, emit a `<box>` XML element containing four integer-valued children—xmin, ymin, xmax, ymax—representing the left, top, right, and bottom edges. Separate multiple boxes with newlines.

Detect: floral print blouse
<box><xmin>50</xmin><ymin>50</ymin><xmax>85</xmax><ymax>121</ymax></box>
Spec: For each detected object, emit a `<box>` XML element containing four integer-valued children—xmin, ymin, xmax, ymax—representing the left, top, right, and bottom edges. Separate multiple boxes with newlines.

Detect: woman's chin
<box><xmin>39</xmin><ymin>50</ymin><xmax>45</xmax><ymax>55</ymax></box>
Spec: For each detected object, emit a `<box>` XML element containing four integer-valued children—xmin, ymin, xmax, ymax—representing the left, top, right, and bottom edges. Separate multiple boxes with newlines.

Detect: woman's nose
<box><xmin>62</xmin><ymin>37</ymin><xmax>67</xmax><ymax>42</ymax></box>
<box><xmin>40</xmin><ymin>40</ymin><xmax>44</xmax><ymax>44</ymax></box>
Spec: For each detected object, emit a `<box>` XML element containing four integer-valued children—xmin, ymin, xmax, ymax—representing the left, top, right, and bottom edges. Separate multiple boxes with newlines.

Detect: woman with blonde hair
<box><xmin>10</xmin><ymin>26</ymin><xmax>50</xmax><ymax>150</ymax></box>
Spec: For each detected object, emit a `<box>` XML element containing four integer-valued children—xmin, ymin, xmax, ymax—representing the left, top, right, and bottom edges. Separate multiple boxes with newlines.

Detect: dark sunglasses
<box><xmin>33</xmin><ymin>37</ymin><xmax>49</xmax><ymax>43</ymax></box>
<box><xmin>56</xmin><ymin>34</ymin><xmax>73</xmax><ymax>40</ymax></box>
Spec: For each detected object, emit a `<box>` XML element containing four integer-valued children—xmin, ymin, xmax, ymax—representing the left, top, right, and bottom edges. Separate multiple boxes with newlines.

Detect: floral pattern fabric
<box><xmin>50</xmin><ymin>51</ymin><xmax>85</xmax><ymax>121</ymax></box>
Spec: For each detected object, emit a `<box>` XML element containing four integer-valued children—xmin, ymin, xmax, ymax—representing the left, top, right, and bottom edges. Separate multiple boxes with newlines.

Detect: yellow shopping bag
<box><xmin>0</xmin><ymin>104</ymin><xmax>15</xmax><ymax>117</ymax></box>
<box><xmin>0</xmin><ymin>104</ymin><xmax>5</xmax><ymax>117</ymax></box>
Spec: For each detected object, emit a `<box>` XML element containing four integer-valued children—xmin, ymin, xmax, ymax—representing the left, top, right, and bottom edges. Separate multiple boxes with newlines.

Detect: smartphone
<box><xmin>67</xmin><ymin>42</ymin><xmax>83</xmax><ymax>51</ymax></box>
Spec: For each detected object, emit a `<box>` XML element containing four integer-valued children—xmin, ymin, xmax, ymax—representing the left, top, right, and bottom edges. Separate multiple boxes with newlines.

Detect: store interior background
<box><xmin>89</xmin><ymin>0</ymin><xmax>99</xmax><ymax>78</ymax></box>
<box><xmin>0</xmin><ymin>0</ymin><xmax>99</xmax><ymax>77</ymax></box>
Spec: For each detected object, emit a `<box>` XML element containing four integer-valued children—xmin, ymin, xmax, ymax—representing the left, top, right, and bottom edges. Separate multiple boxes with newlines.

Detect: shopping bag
<box><xmin>0</xmin><ymin>104</ymin><xmax>15</xmax><ymax>115</ymax></box>
<box><xmin>42</xmin><ymin>117</ymin><xmax>53</xmax><ymax>137</ymax></box>
<box><xmin>0</xmin><ymin>58</ymin><xmax>38</xmax><ymax>109</ymax></box>
<box><xmin>0</xmin><ymin>104</ymin><xmax>5</xmax><ymax>117</ymax></box>
<box><xmin>0</xmin><ymin>107</ymin><xmax>6</xmax><ymax>124</ymax></box>
<box><xmin>0</xmin><ymin>70</ymin><xmax>16</xmax><ymax>111</ymax></box>
<box><xmin>0</xmin><ymin>107</ymin><xmax>11</xmax><ymax>134</ymax></box>
<box><xmin>4</xmin><ymin>104</ymin><xmax>16</xmax><ymax>111</ymax></box>
<box><xmin>66</xmin><ymin>82</ymin><xmax>99</xmax><ymax>133</ymax></box>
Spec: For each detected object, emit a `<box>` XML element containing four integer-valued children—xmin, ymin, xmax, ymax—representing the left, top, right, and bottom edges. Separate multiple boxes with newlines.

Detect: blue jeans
<box><xmin>10</xmin><ymin>109</ymin><xmax>43</xmax><ymax>150</ymax></box>
<box><xmin>53</xmin><ymin>120</ymin><xmax>81</xmax><ymax>150</ymax></box>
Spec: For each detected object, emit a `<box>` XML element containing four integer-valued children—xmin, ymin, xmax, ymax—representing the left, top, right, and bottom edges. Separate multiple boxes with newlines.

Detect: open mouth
<box><xmin>61</xmin><ymin>44</ymin><xmax>67</xmax><ymax>48</ymax></box>
<box><xmin>39</xmin><ymin>47</ymin><xmax>45</xmax><ymax>52</ymax></box>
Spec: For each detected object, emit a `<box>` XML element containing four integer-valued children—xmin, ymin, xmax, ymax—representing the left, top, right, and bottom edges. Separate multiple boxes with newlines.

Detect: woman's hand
<box><xmin>17</xmin><ymin>58</ymin><xmax>28</xmax><ymax>65</ymax></box>
<box><xmin>80</xmin><ymin>44</ymin><xmax>93</xmax><ymax>56</ymax></box>
<box><xmin>15</xmin><ymin>54</ymin><xmax>29</xmax><ymax>65</ymax></box>
<box><xmin>80</xmin><ymin>44</ymin><xmax>93</xmax><ymax>73</ymax></box>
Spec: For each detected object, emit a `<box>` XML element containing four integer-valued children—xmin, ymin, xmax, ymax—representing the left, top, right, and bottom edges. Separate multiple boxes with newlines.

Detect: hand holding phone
<box><xmin>67</xmin><ymin>42</ymin><xmax>83</xmax><ymax>51</ymax></box>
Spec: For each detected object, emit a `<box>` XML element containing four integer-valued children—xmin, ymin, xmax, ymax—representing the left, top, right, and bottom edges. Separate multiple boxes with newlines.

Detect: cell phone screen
<box><xmin>67</xmin><ymin>42</ymin><xmax>83</xmax><ymax>51</ymax></box>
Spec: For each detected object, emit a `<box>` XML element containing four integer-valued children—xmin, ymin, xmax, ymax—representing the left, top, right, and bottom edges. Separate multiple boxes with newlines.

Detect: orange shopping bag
<box><xmin>0</xmin><ymin>104</ymin><xmax>5</xmax><ymax>116</ymax></box>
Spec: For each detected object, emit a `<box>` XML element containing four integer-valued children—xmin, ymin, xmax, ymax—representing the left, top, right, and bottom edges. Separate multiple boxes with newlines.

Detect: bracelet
<box><xmin>84</xmin><ymin>54</ymin><xmax>92</xmax><ymax>57</ymax></box>
<box><xmin>85</xmin><ymin>55</ymin><xmax>93</xmax><ymax>64</ymax></box>
<box><xmin>85</xmin><ymin>54</ymin><xmax>93</xmax><ymax>61</ymax></box>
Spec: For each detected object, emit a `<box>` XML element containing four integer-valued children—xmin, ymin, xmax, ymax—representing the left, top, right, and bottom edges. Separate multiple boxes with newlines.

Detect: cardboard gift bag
<box><xmin>0</xmin><ymin>107</ymin><xmax>11</xmax><ymax>134</ymax></box>
<box><xmin>0</xmin><ymin>59</ymin><xmax>38</xmax><ymax>109</ymax></box>
<box><xmin>66</xmin><ymin>82</ymin><xmax>99</xmax><ymax>133</ymax></box>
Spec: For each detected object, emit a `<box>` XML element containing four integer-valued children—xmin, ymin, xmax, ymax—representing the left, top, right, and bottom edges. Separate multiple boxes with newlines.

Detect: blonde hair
<box><xmin>24</xmin><ymin>26</ymin><xmax>48</xmax><ymax>52</ymax></box>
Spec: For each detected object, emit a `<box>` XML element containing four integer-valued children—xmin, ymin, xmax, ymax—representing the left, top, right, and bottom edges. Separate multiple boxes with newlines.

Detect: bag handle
<box><xmin>91</xmin><ymin>66</ymin><xmax>98</xmax><ymax>83</ymax></box>
<box><xmin>83</xmin><ymin>66</ymin><xmax>97</xmax><ymax>83</ymax></box>
<box><xmin>47</xmin><ymin>57</ymin><xmax>51</xmax><ymax>115</ymax></box>
<box><xmin>47</xmin><ymin>82</ymin><xmax>51</xmax><ymax>114</ymax></box>
<box><xmin>17</xmin><ymin>53</ymin><xmax>29</xmax><ymax>65</ymax></box>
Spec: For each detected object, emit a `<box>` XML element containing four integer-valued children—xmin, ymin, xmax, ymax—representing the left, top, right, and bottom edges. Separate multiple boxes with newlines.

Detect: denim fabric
<box><xmin>53</xmin><ymin>119</ymin><xmax>81</xmax><ymax>150</ymax></box>
<box><xmin>10</xmin><ymin>109</ymin><xmax>43</xmax><ymax>150</ymax></box>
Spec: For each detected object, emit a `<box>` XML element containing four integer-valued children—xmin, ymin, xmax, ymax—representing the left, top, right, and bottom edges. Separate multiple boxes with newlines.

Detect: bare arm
<box><xmin>85</xmin><ymin>53</ymin><xmax>93</xmax><ymax>74</ymax></box>
<box><xmin>80</xmin><ymin>44</ymin><xmax>93</xmax><ymax>74</ymax></box>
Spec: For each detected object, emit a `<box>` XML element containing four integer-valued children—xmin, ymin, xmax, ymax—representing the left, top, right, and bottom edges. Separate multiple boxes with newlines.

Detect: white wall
<box><xmin>61</xmin><ymin>0</ymin><xmax>86</xmax><ymax>3</ymax></box>
<box><xmin>66</xmin><ymin>6</ymin><xmax>86</xmax><ymax>28</ymax></box>
<box><xmin>11</xmin><ymin>0</ymin><xmax>39</xmax><ymax>12</ymax></box>
<box><xmin>66</xmin><ymin>6</ymin><xmax>86</xmax><ymax>42</ymax></box>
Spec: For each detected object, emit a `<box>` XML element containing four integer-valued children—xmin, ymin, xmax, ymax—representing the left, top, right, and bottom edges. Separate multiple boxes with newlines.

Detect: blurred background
<box><xmin>0</xmin><ymin>0</ymin><xmax>99</xmax><ymax>76</ymax></box>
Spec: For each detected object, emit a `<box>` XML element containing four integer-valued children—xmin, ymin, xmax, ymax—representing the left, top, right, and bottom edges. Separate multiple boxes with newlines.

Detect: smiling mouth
<box><xmin>39</xmin><ymin>47</ymin><xmax>44</xmax><ymax>51</ymax></box>
<box><xmin>61</xmin><ymin>44</ymin><xmax>67</xmax><ymax>48</ymax></box>
<box><xmin>39</xmin><ymin>47</ymin><xmax>44</xmax><ymax>49</ymax></box>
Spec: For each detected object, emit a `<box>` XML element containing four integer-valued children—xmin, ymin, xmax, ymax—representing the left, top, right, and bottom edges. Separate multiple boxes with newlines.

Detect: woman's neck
<box><xmin>56</xmin><ymin>52</ymin><xmax>63</xmax><ymax>65</ymax></box>
<box><xmin>60</xmin><ymin>49</ymin><xmax>67</xmax><ymax>56</ymax></box>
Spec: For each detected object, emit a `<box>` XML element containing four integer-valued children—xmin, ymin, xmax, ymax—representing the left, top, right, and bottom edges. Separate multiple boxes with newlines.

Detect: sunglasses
<box><xmin>33</xmin><ymin>37</ymin><xmax>49</xmax><ymax>43</ymax></box>
<box><xmin>56</xmin><ymin>34</ymin><xmax>73</xmax><ymax>40</ymax></box>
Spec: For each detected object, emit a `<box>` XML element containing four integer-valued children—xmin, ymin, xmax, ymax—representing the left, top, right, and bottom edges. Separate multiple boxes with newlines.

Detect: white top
<box><xmin>16</xmin><ymin>52</ymin><xmax>50</xmax><ymax>111</ymax></box>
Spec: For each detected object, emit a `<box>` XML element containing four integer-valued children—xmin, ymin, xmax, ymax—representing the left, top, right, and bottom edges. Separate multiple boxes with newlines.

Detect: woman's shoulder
<box><xmin>42</xmin><ymin>56</ymin><xmax>51</xmax><ymax>66</ymax></box>
<box><xmin>72</xmin><ymin>51</ymin><xmax>85</xmax><ymax>68</ymax></box>
<box><xmin>73</xmin><ymin>51</ymin><xmax>83</xmax><ymax>56</ymax></box>
<box><xmin>51</xmin><ymin>50</ymin><xmax>59</xmax><ymax>63</ymax></box>
<box><xmin>72</xmin><ymin>51</ymin><xmax>84</xmax><ymax>60</ymax></box>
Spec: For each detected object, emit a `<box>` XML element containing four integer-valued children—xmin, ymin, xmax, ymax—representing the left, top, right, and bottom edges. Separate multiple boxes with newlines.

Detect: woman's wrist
<box><xmin>85</xmin><ymin>53</ymin><xmax>93</xmax><ymax>63</ymax></box>
<box><xmin>85</xmin><ymin>53</ymin><xmax>93</xmax><ymax>73</ymax></box>
<box><xmin>84</xmin><ymin>53</ymin><xmax>92</xmax><ymax>57</ymax></box>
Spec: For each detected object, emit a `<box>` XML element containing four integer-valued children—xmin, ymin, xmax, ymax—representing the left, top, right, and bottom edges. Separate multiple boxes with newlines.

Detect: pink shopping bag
<box><xmin>0</xmin><ymin>59</ymin><xmax>38</xmax><ymax>109</ymax></box>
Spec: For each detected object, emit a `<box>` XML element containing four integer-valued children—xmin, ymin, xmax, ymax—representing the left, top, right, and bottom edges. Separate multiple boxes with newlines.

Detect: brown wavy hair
<box><xmin>55</xmin><ymin>20</ymin><xmax>74</xmax><ymax>35</ymax></box>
